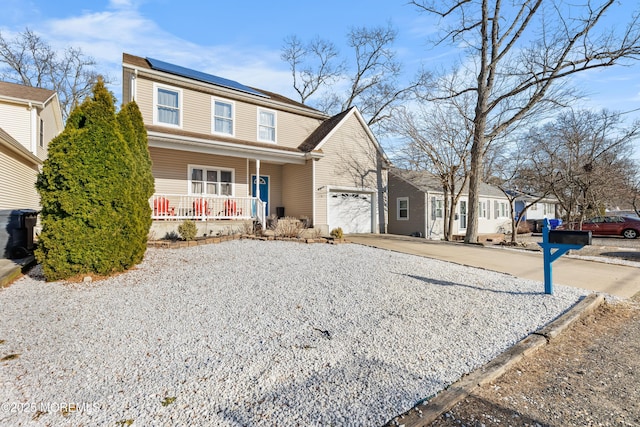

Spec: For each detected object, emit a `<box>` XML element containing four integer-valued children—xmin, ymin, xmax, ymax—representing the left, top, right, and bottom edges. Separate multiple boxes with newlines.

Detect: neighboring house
<box><xmin>388</xmin><ymin>168</ymin><xmax>512</xmax><ymax>239</ymax></box>
<box><xmin>513</xmin><ymin>193</ymin><xmax>558</xmax><ymax>221</ymax></box>
<box><xmin>0</xmin><ymin>81</ymin><xmax>63</xmax><ymax>210</ymax></box>
<box><xmin>121</xmin><ymin>53</ymin><xmax>389</xmax><ymax>235</ymax></box>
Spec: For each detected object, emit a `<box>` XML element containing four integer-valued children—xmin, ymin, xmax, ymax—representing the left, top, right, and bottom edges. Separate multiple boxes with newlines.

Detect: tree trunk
<box><xmin>464</xmin><ymin>119</ymin><xmax>485</xmax><ymax>243</ymax></box>
<box><xmin>443</xmin><ymin>190</ymin><xmax>450</xmax><ymax>240</ymax></box>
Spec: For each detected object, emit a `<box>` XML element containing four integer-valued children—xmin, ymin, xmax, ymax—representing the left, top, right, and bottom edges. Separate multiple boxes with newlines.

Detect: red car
<box><xmin>558</xmin><ymin>215</ymin><xmax>640</xmax><ymax>239</ymax></box>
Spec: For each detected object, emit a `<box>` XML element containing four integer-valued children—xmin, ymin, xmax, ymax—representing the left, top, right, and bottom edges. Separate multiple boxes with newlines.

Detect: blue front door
<box><xmin>252</xmin><ymin>175</ymin><xmax>269</xmax><ymax>215</ymax></box>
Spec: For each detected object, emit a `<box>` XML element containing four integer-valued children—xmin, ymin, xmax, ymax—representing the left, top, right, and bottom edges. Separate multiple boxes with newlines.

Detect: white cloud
<box><xmin>22</xmin><ymin>2</ymin><xmax>296</xmax><ymax>103</ymax></box>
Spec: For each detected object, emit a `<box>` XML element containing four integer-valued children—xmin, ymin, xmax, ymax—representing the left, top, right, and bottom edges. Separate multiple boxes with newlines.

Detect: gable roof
<box><xmin>298</xmin><ymin>108</ymin><xmax>353</xmax><ymax>152</ymax></box>
<box><xmin>298</xmin><ymin>107</ymin><xmax>390</xmax><ymax>166</ymax></box>
<box><xmin>391</xmin><ymin>168</ymin><xmax>506</xmax><ymax>198</ymax></box>
<box><xmin>390</xmin><ymin>168</ymin><xmax>442</xmax><ymax>192</ymax></box>
<box><xmin>0</xmin><ymin>81</ymin><xmax>57</xmax><ymax>105</ymax></box>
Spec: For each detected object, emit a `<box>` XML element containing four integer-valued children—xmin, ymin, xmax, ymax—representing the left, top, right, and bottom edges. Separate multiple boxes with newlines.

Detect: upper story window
<box><xmin>212</xmin><ymin>98</ymin><xmax>234</xmax><ymax>136</ymax></box>
<box><xmin>154</xmin><ymin>83</ymin><xmax>182</xmax><ymax>127</ymax></box>
<box><xmin>258</xmin><ymin>108</ymin><xmax>276</xmax><ymax>143</ymax></box>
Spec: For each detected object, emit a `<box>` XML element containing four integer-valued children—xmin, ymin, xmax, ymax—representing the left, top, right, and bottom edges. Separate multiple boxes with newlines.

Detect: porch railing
<box><xmin>150</xmin><ymin>194</ymin><xmax>265</xmax><ymax>225</ymax></box>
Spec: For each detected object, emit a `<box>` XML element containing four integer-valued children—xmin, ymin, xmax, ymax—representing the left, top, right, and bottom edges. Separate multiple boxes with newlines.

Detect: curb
<box><xmin>0</xmin><ymin>256</ymin><xmax>36</xmax><ymax>288</ymax></box>
<box><xmin>0</xmin><ymin>267</ymin><xmax>23</xmax><ymax>288</ymax></box>
<box><xmin>385</xmin><ymin>293</ymin><xmax>605</xmax><ymax>427</ymax></box>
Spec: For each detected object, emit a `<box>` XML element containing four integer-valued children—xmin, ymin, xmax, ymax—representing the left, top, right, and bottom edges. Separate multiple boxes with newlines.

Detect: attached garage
<box><xmin>328</xmin><ymin>191</ymin><xmax>373</xmax><ymax>234</ymax></box>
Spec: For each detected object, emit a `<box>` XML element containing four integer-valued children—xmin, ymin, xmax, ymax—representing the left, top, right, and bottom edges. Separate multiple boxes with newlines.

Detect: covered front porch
<box><xmin>150</xmin><ymin>194</ymin><xmax>266</xmax><ymax>224</ymax></box>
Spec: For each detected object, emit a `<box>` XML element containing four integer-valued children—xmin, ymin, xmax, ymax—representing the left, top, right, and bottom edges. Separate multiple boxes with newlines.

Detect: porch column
<box><xmin>255</xmin><ymin>159</ymin><xmax>260</xmax><ymax>201</ymax></box>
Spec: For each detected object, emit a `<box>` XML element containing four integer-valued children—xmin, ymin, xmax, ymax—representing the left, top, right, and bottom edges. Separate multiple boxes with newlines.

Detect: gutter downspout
<box><xmin>29</xmin><ymin>102</ymin><xmax>37</xmax><ymax>155</ymax></box>
<box><xmin>312</xmin><ymin>159</ymin><xmax>316</xmax><ymax>228</ymax></box>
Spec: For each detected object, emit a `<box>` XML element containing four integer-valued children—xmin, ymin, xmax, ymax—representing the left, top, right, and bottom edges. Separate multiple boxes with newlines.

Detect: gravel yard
<box><xmin>0</xmin><ymin>240</ymin><xmax>589</xmax><ymax>426</ymax></box>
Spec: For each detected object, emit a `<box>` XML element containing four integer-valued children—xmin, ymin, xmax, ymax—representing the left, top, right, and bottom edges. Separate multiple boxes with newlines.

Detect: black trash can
<box><xmin>276</xmin><ymin>207</ymin><xmax>285</xmax><ymax>218</ymax></box>
<box><xmin>0</xmin><ymin>209</ymin><xmax>38</xmax><ymax>259</ymax></box>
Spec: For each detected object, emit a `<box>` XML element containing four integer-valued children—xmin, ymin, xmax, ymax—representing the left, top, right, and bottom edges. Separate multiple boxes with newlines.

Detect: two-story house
<box><xmin>0</xmin><ymin>81</ymin><xmax>63</xmax><ymax>210</ymax></box>
<box><xmin>122</xmin><ymin>53</ymin><xmax>389</xmax><ymax>235</ymax></box>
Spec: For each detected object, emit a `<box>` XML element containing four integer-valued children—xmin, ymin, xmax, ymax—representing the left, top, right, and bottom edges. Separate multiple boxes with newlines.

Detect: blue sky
<box><xmin>2</xmin><ymin>0</ymin><xmax>640</xmax><ymax>131</ymax></box>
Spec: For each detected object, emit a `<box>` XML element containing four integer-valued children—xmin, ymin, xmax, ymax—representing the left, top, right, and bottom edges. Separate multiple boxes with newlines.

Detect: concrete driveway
<box><xmin>347</xmin><ymin>234</ymin><xmax>640</xmax><ymax>299</ymax></box>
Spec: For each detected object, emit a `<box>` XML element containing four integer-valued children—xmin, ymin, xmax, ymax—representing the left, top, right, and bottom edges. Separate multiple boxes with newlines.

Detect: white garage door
<box><xmin>328</xmin><ymin>192</ymin><xmax>373</xmax><ymax>234</ymax></box>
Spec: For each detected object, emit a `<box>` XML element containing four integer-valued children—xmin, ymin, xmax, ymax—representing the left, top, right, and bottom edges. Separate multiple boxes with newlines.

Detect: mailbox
<box><xmin>548</xmin><ymin>230</ymin><xmax>591</xmax><ymax>246</ymax></box>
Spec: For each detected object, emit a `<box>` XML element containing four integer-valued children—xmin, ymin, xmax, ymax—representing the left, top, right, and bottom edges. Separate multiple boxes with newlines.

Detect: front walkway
<box><xmin>347</xmin><ymin>234</ymin><xmax>640</xmax><ymax>298</ymax></box>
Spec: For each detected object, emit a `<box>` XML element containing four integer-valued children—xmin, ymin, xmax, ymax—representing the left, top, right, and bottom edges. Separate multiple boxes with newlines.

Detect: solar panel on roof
<box><xmin>146</xmin><ymin>57</ymin><xmax>269</xmax><ymax>98</ymax></box>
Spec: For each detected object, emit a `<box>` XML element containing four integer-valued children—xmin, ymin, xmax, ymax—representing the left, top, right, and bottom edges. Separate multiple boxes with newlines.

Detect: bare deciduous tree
<box><xmin>392</xmin><ymin>85</ymin><xmax>474</xmax><ymax>240</ymax></box>
<box><xmin>527</xmin><ymin>109</ymin><xmax>640</xmax><ymax>225</ymax></box>
<box><xmin>488</xmin><ymin>140</ymin><xmax>554</xmax><ymax>243</ymax></box>
<box><xmin>282</xmin><ymin>24</ymin><xmax>426</xmax><ymax>133</ymax></box>
<box><xmin>0</xmin><ymin>28</ymin><xmax>103</xmax><ymax>121</ymax></box>
<box><xmin>280</xmin><ymin>35</ymin><xmax>344</xmax><ymax>105</ymax></box>
<box><xmin>411</xmin><ymin>0</ymin><xmax>640</xmax><ymax>243</ymax></box>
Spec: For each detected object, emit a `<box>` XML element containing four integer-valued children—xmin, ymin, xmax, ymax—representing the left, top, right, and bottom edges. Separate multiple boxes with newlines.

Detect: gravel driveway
<box><xmin>0</xmin><ymin>240</ymin><xmax>589</xmax><ymax>426</ymax></box>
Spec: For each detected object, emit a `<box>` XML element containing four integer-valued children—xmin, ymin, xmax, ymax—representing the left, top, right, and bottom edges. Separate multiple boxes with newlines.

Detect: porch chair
<box><xmin>154</xmin><ymin>197</ymin><xmax>175</xmax><ymax>217</ymax></box>
<box><xmin>193</xmin><ymin>199</ymin><xmax>209</xmax><ymax>217</ymax></box>
<box><xmin>223</xmin><ymin>199</ymin><xmax>237</xmax><ymax>216</ymax></box>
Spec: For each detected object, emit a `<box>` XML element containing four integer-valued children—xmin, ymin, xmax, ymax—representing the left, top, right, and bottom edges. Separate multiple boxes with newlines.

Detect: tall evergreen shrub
<box><xmin>117</xmin><ymin>101</ymin><xmax>155</xmax><ymax>265</ymax></box>
<box><xmin>36</xmin><ymin>79</ymin><xmax>154</xmax><ymax>280</ymax></box>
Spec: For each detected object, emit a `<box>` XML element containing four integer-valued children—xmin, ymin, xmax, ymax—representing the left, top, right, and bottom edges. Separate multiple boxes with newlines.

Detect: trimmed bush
<box><xmin>330</xmin><ymin>227</ymin><xmax>343</xmax><ymax>239</ymax></box>
<box><xmin>274</xmin><ymin>217</ymin><xmax>304</xmax><ymax>238</ymax></box>
<box><xmin>178</xmin><ymin>220</ymin><xmax>197</xmax><ymax>241</ymax></box>
<box><xmin>36</xmin><ymin>79</ymin><xmax>154</xmax><ymax>281</ymax></box>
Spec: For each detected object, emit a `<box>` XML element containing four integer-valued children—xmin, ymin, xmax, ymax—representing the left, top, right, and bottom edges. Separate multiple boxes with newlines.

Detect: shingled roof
<box><xmin>391</xmin><ymin>168</ymin><xmax>506</xmax><ymax>198</ymax></box>
<box><xmin>0</xmin><ymin>81</ymin><xmax>56</xmax><ymax>104</ymax></box>
<box><xmin>298</xmin><ymin>108</ymin><xmax>353</xmax><ymax>153</ymax></box>
<box><xmin>122</xmin><ymin>53</ymin><xmax>321</xmax><ymax>115</ymax></box>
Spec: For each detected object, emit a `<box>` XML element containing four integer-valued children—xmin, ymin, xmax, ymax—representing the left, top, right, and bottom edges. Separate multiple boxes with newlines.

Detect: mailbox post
<box><xmin>537</xmin><ymin>218</ymin><xmax>591</xmax><ymax>295</ymax></box>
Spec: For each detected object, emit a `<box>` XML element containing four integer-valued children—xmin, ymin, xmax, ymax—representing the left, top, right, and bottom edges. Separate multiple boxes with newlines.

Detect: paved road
<box><xmin>347</xmin><ymin>234</ymin><xmax>640</xmax><ymax>299</ymax></box>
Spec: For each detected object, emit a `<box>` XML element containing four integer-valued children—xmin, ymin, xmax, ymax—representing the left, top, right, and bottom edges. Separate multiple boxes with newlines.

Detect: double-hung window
<box><xmin>213</xmin><ymin>98</ymin><xmax>234</xmax><ymax>136</ymax></box>
<box><xmin>258</xmin><ymin>108</ymin><xmax>276</xmax><ymax>142</ymax></box>
<box><xmin>478</xmin><ymin>201</ymin><xmax>487</xmax><ymax>219</ymax></box>
<box><xmin>500</xmin><ymin>202</ymin><xmax>508</xmax><ymax>218</ymax></box>
<box><xmin>190</xmin><ymin>166</ymin><xmax>233</xmax><ymax>196</ymax></box>
<box><xmin>154</xmin><ymin>84</ymin><xmax>181</xmax><ymax>127</ymax></box>
<box><xmin>397</xmin><ymin>197</ymin><xmax>409</xmax><ymax>220</ymax></box>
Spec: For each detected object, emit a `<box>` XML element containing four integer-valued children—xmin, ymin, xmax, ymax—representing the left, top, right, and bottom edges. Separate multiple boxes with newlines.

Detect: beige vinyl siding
<box><xmin>182</xmin><ymin>87</ymin><xmax>211</xmax><ymax>134</ymax></box>
<box><xmin>122</xmin><ymin>69</ymin><xmax>132</xmax><ymax>104</ymax></box>
<box><xmin>0</xmin><ymin>143</ymin><xmax>40</xmax><ymax>210</ymax></box>
<box><xmin>149</xmin><ymin>147</ymin><xmax>249</xmax><ymax>197</ymax></box>
<box><xmin>248</xmin><ymin>162</ymin><xmax>282</xmax><ymax>217</ymax></box>
<box><xmin>314</xmin><ymin>114</ymin><xmax>385</xmax><ymax>227</ymax></box>
<box><xmin>233</xmin><ymin>101</ymin><xmax>257</xmax><ymax>142</ymax></box>
<box><xmin>281</xmin><ymin>162</ymin><xmax>313</xmax><ymax>220</ymax></box>
<box><xmin>135</xmin><ymin>78</ymin><xmax>155</xmax><ymax>125</ymax></box>
<box><xmin>314</xmin><ymin>115</ymin><xmax>381</xmax><ymax>190</ymax></box>
<box><xmin>0</xmin><ymin>103</ymin><xmax>31</xmax><ymax>150</ymax></box>
<box><xmin>276</xmin><ymin>111</ymin><xmax>322</xmax><ymax>149</ymax></box>
<box><xmin>135</xmin><ymin>74</ymin><xmax>322</xmax><ymax>147</ymax></box>
<box><xmin>36</xmin><ymin>103</ymin><xmax>61</xmax><ymax>160</ymax></box>
<box><xmin>387</xmin><ymin>176</ymin><xmax>426</xmax><ymax>236</ymax></box>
